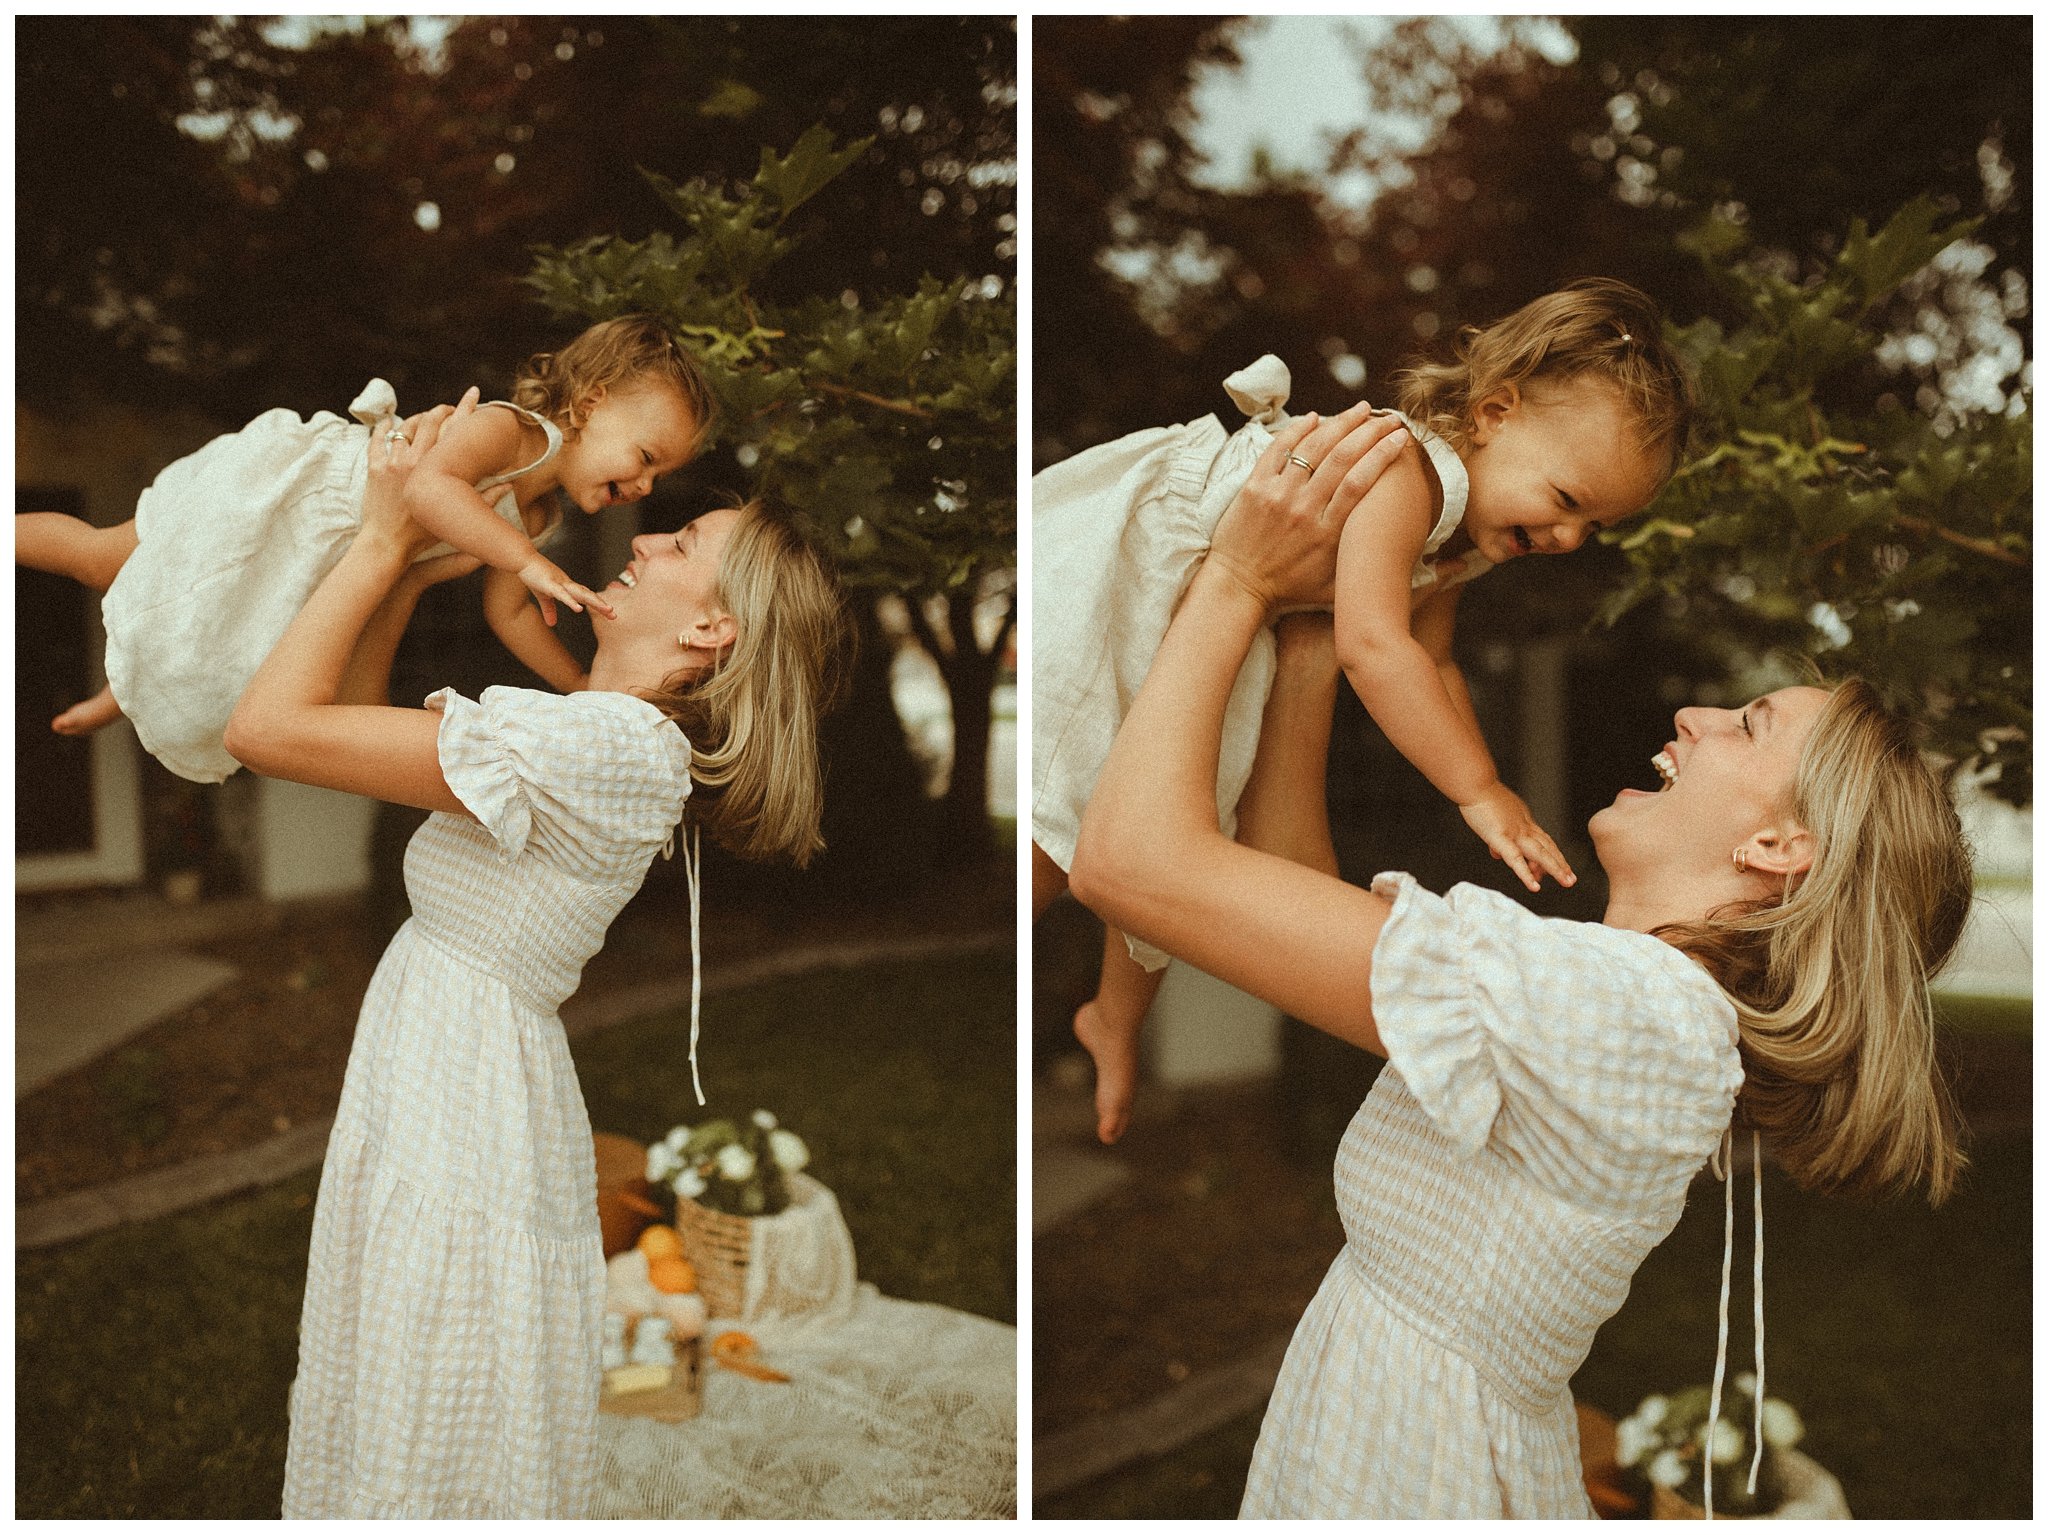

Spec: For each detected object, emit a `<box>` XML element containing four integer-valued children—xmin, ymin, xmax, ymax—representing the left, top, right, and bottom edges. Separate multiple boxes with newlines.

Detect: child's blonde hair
<box><xmin>1393</xmin><ymin>278</ymin><xmax>1694</xmax><ymax>474</ymax></box>
<box><xmin>513</xmin><ymin>314</ymin><xmax>717</xmax><ymax>448</ymax></box>
<box><xmin>641</xmin><ymin>500</ymin><xmax>853</xmax><ymax>866</ymax></box>
<box><xmin>1656</xmin><ymin>679</ymin><xmax>1973</xmax><ymax>1205</ymax></box>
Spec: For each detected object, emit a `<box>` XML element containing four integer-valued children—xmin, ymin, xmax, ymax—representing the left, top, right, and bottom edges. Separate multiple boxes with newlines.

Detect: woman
<box><xmin>225</xmin><ymin>395</ymin><xmax>849</xmax><ymax>1516</ymax></box>
<box><xmin>1069</xmin><ymin>407</ymin><xmax>1970</xmax><ymax>1518</ymax></box>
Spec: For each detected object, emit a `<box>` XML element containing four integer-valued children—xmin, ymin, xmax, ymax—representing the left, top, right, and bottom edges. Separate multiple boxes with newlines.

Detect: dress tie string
<box><xmin>684</xmin><ymin>822</ymin><xmax>705</xmax><ymax>1107</ymax></box>
<box><xmin>1704</xmin><ymin>1126</ymin><xmax>1765</xmax><ymax>1520</ymax></box>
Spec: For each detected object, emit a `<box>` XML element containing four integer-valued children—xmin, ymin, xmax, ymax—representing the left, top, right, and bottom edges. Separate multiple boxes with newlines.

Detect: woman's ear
<box><xmin>679</xmin><ymin>610</ymin><xmax>738</xmax><ymax>656</ymax></box>
<box><xmin>1741</xmin><ymin>823</ymin><xmax>1815</xmax><ymax>885</ymax></box>
<box><xmin>1469</xmin><ymin>383</ymin><xmax>1520</xmax><ymax>445</ymax></box>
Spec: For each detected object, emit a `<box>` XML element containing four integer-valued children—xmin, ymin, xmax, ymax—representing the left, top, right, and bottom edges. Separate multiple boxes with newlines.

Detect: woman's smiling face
<box><xmin>1592</xmin><ymin>685</ymin><xmax>1833</xmax><ymax>876</ymax></box>
<box><xmin>555</xmin><ymin>379</ymin><xmax>701</xmax><ymax>515</ymax></box>
<box><xmin>1459</xmin><ymin>374</ymin><xmax>1668</xmax><ymax>565</ymax></box>
<box><xmin>599</xmin><ymin>506</ymin><xmax>741</xmax><ymax>660</ymax></box>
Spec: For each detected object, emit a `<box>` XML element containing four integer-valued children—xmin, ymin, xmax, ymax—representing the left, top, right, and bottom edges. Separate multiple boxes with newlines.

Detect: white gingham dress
<box><xmin>1240</xmin><ymin>873</ymin><xmax>1743</xmax><ymax>1519</ymax></box>
<box><xmin>282</xmin><ymin>685</ymin><xmax>691</xmax><ymax>1518</ymax></box>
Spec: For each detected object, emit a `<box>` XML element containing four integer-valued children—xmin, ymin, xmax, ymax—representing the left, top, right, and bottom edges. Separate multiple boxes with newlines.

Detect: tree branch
<box><xmin>1893</xmin><ymin>514</ymin><xmax>2029</xmax><ymax>568</ymax></box>
<box><xmin>812</xmin><ymin>381</ymin><xmax>935</xmax><ymax>420</ymax></box>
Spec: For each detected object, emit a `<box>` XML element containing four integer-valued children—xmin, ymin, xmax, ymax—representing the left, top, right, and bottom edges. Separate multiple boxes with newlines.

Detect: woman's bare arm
<box><xmin>1071</xmin><ymin>406</ymin><xmax>1412</xmax><ymax>1056</ymax></box>
<box><xmin>1233</xmin><ymin>614</ymin><xmax>1343</xmax><ymax>877</ymax></box>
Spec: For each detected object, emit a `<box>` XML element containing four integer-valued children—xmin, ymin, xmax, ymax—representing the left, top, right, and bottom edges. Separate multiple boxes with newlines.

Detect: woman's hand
<box><xmin>1206</xmin><ymin>402</ymin><xmax>1410</xmax><ymax>613</ymax></box>
<box><xmin>362</xmin><ymin>389</ymin><xmax>482</xmax><ymax>562</ymax></box>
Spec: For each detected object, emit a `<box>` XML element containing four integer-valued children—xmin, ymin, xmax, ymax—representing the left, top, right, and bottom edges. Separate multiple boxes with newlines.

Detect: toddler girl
<box><xmin>1034</xmin><ymin>278</ymin><xmax>1694</xmax><ymax>1143</ymax></box>
<box><xmin>16</xmin><ymin>314</ymin><xmax>712</xmax><ymax>782</ymax></box>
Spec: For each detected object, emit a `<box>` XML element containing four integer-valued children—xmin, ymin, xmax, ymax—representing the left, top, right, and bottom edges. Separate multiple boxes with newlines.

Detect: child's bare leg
<box><xmin>1072</xmin><ymin>926</ymin><xmax>1166</xmax><ymax>1145</ymax></box>
<box><xmin>52</xmin><ymin>684</ymin><xmax>123</xmax><ymax>736</ymax></box>
<box><xmin>16</xmin><ymin>513</ymin><xmax>139</xmax><ymax>592</ymax></box>
<box><xmin>1031</xmin><ymin>840</ymin><xmax>1068</xmax><ymax>921</ymax></box>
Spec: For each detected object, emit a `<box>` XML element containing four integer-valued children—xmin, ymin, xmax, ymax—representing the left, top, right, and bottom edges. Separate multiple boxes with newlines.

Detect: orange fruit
<box><xmin>712</xmin><ymin>1330</ymin><xmax>757</xmax><ymax>1361</ymax></box>
<box><xmin>636</xmin><ymin>1224</ymin><xmax>683</xmax><ymax>1261</ymax></box>
<box><xmin>647</xmin><ymin>1255</ymin><xmax>698</xmax><ymax>1294</ymax></box>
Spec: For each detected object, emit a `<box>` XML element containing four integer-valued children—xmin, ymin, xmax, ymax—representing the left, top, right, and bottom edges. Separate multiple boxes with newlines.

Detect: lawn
<box><xmin>17</xmin><ymin>948</ymin><xmax>1015</xmax><ymax>1520</ymax></box>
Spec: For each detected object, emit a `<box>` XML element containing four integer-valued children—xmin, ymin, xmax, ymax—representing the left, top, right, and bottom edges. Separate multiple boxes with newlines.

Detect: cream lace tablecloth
<box><xmin>593</xmin><ymin>1176</ymin><xmax>1016</xmax><ymax>1519</ymax></box>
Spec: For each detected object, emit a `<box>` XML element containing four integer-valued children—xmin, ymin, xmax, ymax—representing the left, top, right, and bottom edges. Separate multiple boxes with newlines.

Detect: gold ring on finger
<box><xmin>1286</xmin><ymin>453</ymin><xmax>1316</xmax><ymax>472</ymax></box>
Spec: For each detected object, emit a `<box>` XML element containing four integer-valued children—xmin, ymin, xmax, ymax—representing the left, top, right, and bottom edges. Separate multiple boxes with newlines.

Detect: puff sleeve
<box><xmin>429</xmin><ymin>686</ymin><xmax>692</xmax><ymax>872</ymax></box>
<box><xmin>1366</xmin><ymin>872</ymin><xmax>1745</xmax><ymax>1213</ymax></box>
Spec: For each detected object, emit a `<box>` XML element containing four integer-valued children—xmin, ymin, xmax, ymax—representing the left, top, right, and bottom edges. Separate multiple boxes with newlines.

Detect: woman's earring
<box><xmin>1732</xmin><ymin>848</ymin><xmax>1750</xmax><ymax>873</ymax></box>
<box><xmin>676</xmin><ymin>633</ymin><xmax>695</xmax><ymax>652</ymax></box>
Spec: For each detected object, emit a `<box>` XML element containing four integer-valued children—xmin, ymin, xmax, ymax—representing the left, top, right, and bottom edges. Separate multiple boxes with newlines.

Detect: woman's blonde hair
<box><xmin>513</xmin><ymin>314</ymin><xmax>716</xmax><ymax>447</ymax></box>
<box><xmin>639</xmin><ymin>500</ymin><xmax>852</xmax><ymax>866</ymax></box>
<box><xmin>1393</xmin><ymin>277</ymin><xmax>1694</xmax><ymax>473</ymax></box>
<box><xmin>1657</xmin><ymin>679</ymin><xmax>1974</xmax><ymax>1204</ymax></box>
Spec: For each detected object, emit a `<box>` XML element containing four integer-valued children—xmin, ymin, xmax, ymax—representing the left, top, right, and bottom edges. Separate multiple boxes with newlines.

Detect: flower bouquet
<box><xmin>1617</xmin><ymin>1375</ymin><xmax>1807</xmax><ymax>1519</ymax></box>
<box><xmin>644</xmin><ymin>1110</ymin><xmax>812</xmax><ymax>1317</ymax></box>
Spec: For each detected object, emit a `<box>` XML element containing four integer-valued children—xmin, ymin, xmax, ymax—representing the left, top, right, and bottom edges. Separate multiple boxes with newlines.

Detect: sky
<box><xmin>1185</xmin><ymin>15</ymin><xmax>1575</xmax><ymax>211</ymax></box>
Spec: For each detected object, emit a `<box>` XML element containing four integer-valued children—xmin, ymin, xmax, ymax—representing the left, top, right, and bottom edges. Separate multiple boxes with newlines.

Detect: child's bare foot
<box><xmin>1073</xmin><ymin>999</ymin><xmax>1141</xmax><ymax>1145</ymax></box>
<box><xmin>52</xmin><ymin>686</ymin><xmax>122</xmax><ymax>736</ymax></box>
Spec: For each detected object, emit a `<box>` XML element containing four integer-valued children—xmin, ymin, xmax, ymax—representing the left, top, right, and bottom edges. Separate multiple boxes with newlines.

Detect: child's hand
<box><xmin>517</xmin><ymin>557</ymin><xmax>617</xmax><ymax>627</ymax></box>
<box><xmin>1458</xmin><ymin>783</ymin><xmax>1577</xmax><ymax>893</ymax></box>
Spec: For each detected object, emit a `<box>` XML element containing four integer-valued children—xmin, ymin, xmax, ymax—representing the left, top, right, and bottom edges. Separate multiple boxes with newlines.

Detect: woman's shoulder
<box><xmin>439</xmin><ymin>684</ymin><xmax>686</xmax><ymax>756</ymax></box>
<box><xmin>1376</xmin><ymin>872</ymin><xmax>1739</xmax><ymax>1053</ymax></box>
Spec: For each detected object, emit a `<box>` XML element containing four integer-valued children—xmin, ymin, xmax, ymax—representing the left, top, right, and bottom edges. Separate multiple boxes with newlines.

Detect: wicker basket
<box><xmin>670</xmin><ymin>1195</ymin><xmax>753</xmax><ymax>1318</ymax></box>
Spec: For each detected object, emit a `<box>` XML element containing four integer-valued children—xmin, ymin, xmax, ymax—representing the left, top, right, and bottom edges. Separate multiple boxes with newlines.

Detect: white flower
<box><xmin>1708</xmin><ymin>1419</ymin><xmax>1744</xmax><ymax>1466</ymax></box>
<box><xmin>1637</xmin><ymin>1394</ymin><xmax>1669</xmax><ymax>1428</ymax></box>
<box><xmin>664</xmin><ymin>1126</ymin><xmax>691</xmax><ymax>1153</ymax></box>
<box><xmin>716</xmin><ymin>1144</ymin><xmax>756</xmax><ymax>1181</ymax></box>
<box><xmin>751</xmin><ymin>1109</ymin><xmax>778</xmax><ymax>1130</ymax></box>
<box><xmin>768</xmin><ymin>1129</ymin><xmax>809</xmax><ymax>1172</ymax></box>
<box><xmin>1647</xmin><ymin>1448</ymin><xmax>1687</xmax><ymax>1489</ymax></box>
<box><xmin>672</xmin><ymin>1166</ymin><xmax>707</xmax><ymax>1199</ymax></box>
<box><xmin>1615</xmin><ymin>1415</ymin><xmax>1654</xmax><ymax>1469</ymax></box>
<box><xmin>1759</xmin><ymin>1399</ymin><xmax>1804</xmax><ymax>1450</ymax></box>
<box><xmin>1734</xmin><ymin>1371</ymin><xmax>1758</xmax><ymax>1395</ymax></box>
<box><xmin>645</xmin><ymin>1144</ymin><xmax>678</xmax><ymax>1183</ymax></box>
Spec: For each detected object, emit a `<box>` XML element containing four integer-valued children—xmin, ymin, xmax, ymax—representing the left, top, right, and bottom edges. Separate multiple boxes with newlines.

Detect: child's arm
<box><xmin>1410</xmin><ymin>582</ymin><xmax>1487</xmax><ymax>765</ymax></box>
<box><xmin>483</xmin><ymin>566</ymin><xmax>591</xmax><ymax>693</ymax></box>
<box><xmin>1330</xmin><ymin>449</ymin><xmax>1573</xmax><ymax>892</ymax></box>
<box><xmin>398</xmin><ymin>405</ymin><xmax>613</xmax><ymax>627</ymax></box>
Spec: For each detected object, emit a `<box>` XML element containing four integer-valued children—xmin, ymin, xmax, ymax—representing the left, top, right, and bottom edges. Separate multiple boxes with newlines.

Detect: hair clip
<box><xmin>1617</xmin><ymin>327</ymin><xmax>1635</xmax><ymax>345</ymax></box>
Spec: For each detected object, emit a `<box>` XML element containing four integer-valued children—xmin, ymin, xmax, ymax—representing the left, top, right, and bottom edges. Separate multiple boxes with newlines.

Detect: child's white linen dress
<box><xmin>1031</xmin><ymin>356</ymin><xmax>1489</xmax><ymax>968</ymax></box>
<box><xmin>1238</xmin><ymin>873</ymin><xmax>1744</xmax><ymax>1518</ymax></box>
<box><xmin>281</xmin><ymin>685</ymin><xmax>692</xmax><ymax>1518</ymax></box>
<box><xmin>100</xmin><ymin>382</ymin><xmax>562</xmax><ymax>782</ymax></box>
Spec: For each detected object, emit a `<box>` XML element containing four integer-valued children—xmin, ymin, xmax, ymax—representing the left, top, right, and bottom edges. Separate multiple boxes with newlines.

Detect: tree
<box><xmin>1604</xmin><ymin>199</ymin><xmax>2031</xmax><ymax>804</ymax></box>
<box><xmin>527</xmin><ymin>129</ymin><xmax>1017</xmax><ymax>858</ymax></box>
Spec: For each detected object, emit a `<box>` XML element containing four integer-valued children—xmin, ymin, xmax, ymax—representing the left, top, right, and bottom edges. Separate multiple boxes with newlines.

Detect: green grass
<box><xmin>1042</xmin><ymin>1130</ymin><xmax>2031</xmax><ymax>1519</ymax></box>
<box><xmin>17</xmin><ymin>949</ymin><xmax>1015</xmax><ymax>1519</ymax></box>
<box><xmin>1935</xmin><ymin>992</ymin><xmax>2035</xmax><ymax>1037</ymax></box>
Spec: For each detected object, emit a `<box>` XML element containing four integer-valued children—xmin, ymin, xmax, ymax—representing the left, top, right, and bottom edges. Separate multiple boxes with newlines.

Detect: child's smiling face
<box><xmin>557</xmin><ymin>378</ymin><xmax>702</xmax><ymax>515</ymax></box>
<box><xmin>1460</xmin><ymin>374</ymin><xmax>1668</xmax><ymax>564</ymax></box>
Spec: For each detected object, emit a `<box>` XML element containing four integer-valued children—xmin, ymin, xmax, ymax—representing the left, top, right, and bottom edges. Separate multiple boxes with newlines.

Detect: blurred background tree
<box><xmin>527</xmin><ymin>129</ymin><xmax>1016</xmax><ymax>860</ymax></box>
<box><xmin>1035</xmin><ymin>16</ymin><xmax>2029</xmax><ymax>819</ymax></box>
<box><xmin>19</xmin><ymin>16</ymin><xmax>1017</xmax><ymax>896</ymax></box>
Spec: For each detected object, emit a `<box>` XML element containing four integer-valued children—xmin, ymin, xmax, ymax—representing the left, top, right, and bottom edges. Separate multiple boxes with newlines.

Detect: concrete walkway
<box><xmin>15</xmin><ymin>893</ymin><xmax>283</xmax><ymax>1100</ymax></box>
<box><xmin>17</xmin><ymin>925</ymin><xmax>1010</xmax><ymax>1251</ymax></box>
